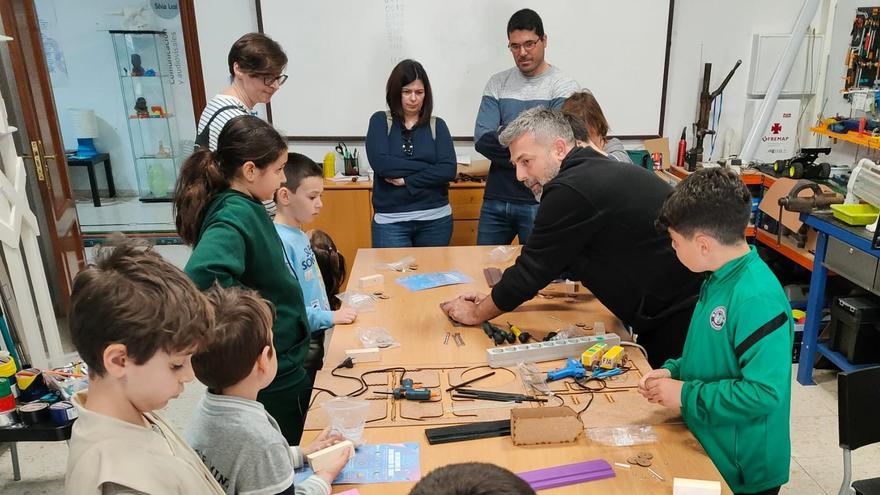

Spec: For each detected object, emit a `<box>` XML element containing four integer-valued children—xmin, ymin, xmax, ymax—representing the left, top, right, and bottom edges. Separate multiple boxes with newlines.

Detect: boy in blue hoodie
<box><xmin>274</xmin><ymin>153</ymin><xmax>357</xmax><ymax>381</ymax></box>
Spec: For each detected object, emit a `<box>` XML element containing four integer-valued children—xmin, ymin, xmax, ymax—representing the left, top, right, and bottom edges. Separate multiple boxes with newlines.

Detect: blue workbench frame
<box><xmin>798</xmin><ymin>213</ymin><xmax>880</xmax><ymax>385</ymax></box>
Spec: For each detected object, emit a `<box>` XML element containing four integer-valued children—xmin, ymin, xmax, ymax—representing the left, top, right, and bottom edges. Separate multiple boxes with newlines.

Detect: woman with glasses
<box><xmin>195</xmin><ymin>33</ymin><xmax>287</xmax><ymax>152</ymax></box>
<box><xmin>365</xmin><ymin>59</ymin><xmax>457</xmax><ymax>248</ymax></box>
<box><xmin>195</xmin><ymin>33</ymin><xmax>288</xmax><ymax>218</ymax></box>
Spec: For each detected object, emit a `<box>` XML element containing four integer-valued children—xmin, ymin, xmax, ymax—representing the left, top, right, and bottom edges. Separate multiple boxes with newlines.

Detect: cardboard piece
<box><xmin>643</xmin><ymin>137</ymin><xmax>671</xmax><ymax>170</ymax></box>
<box><xmin>511</xmin><ymin>406</ymin><xmax>583</xmax><ymax>445</ymax></box>
<box><xmin>345</xmin><ymin>347</ymin><xmax>381</xmax><ymax>363</ymax></box>
<box><xmin>673</xmin><ymin>477</ymin><xmax>722</xmax><ymax>495</ymax></box>
<box><xmin>758</xmin><ymin>178</ymin><xmax>837</xmax><ymax>232</ymax></box>
<box><xmin>305</xmin><ymin>440</ymin><xmax>354</xmax><ymax>472</ymax></box>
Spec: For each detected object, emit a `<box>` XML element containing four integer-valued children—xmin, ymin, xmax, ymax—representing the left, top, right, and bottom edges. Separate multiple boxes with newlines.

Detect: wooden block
<box><xmin>306</xmin><ymin>440</ymin><xmax>354</xmax><ymax>472</ymax></box>
<box><xmin>358</xmin><ymin>274</ymin><xmax>384</xmax><ymax>288</ymax></box>
<box><xmin>673</xmin><ymin>477</ymin><xmax>721</xmax><ymax>495</ymax></box>
<box><xmin>346</xmin><ymin>347</ymin><xmax>380</xmax><ymax>363</ymax></box>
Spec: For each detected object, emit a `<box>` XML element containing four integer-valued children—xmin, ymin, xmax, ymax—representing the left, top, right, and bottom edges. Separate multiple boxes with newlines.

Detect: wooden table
<box><xmin>305</xmin><ymin>246</ymin><xmax>731</xmax><ymax>494</ymax></box>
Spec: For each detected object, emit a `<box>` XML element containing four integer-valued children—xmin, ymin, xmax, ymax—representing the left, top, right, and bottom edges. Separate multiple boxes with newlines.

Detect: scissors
<box><xmin>335</xmin><ymin>142</ymin><xmax>349</xmax><ymax>158</ymax></box>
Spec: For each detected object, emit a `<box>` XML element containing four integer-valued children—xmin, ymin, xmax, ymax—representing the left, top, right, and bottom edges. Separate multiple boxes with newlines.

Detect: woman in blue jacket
<box><xmin>366</xmin><ymin>59</ymin><xmax>457</xmax><ymax>247</ymax></box>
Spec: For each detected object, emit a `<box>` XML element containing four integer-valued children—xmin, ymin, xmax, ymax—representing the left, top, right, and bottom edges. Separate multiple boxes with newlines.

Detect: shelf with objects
<box><xmin>110</xmin><ymin>29</ymin><xmax>181</xmax><ymax>203</ymax></box>
<box><xmin>796</xmin><ymin>158</ymin><xmax>880</xmax><ymax>385</ymax></box>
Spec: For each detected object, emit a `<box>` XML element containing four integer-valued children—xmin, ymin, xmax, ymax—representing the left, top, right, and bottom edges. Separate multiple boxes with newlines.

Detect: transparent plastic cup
<box><xmin>321</xmin><ymin>397</ymin><xmax>370</xmax><ymax>445</ymax></box>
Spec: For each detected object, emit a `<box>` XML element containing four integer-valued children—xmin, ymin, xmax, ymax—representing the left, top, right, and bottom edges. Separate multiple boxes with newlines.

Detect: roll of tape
<box><xmin>0</xmin><ymin>354</ymin><xmax>16</xmax><ymax>379</ymax></box>
<box><xmin>0</xmin><ymin>393</ymin><xmax>14</xmax><ymax>412</ymax></box>
<box><xmin>19</xmin><ymin>401</ymin><xmax>49</xmax><ymax>426</ymax></box>
<box><xmin>49</xmin><ymin>401</ymin><xmax>78</xmax><ymax>425</ymax></box>
<box><xmin>0</xmin><ymin>408</ymin><xmax>20</xmax><ymax>427</ymax></box>
<box><xmin>16</xmin><ymin>369</ymin><xmax>48</xmax><ymax>402</ymax></box>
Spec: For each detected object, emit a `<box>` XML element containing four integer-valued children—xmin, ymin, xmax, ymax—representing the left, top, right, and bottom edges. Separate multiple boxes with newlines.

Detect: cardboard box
<box><xmin>510</xmin><ymin>406</ymin><xmax>583</xmax><ymax>446</ymax></box>
<box><xmin>643</xmin><ymin>137</ymin><xmax>671</xmax><ymax>170</ymax></box>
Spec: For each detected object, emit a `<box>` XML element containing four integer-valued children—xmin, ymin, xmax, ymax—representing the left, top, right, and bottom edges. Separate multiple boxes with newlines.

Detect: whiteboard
<box><xmin>260</xmin><ymin>0</ymin><xmax>672</xmax><ymax>139</ymax></box>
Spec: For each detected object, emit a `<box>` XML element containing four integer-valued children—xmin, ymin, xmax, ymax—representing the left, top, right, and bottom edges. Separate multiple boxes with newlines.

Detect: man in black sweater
<box><xmin>441</xmin><ymin>107</ymin><xmax>703</xmax><ymax>367</ymax></box>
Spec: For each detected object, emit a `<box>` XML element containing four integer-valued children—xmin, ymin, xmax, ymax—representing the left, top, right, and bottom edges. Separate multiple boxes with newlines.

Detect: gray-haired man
<box><xmin>442</xmin><ymin>108</ymin><xmax>702</xmax><ymax>366</ymax></box>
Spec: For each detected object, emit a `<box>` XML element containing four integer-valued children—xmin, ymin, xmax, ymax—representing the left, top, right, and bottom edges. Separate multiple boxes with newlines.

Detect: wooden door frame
<box><xmin>180</xmin><ymin>0</ymin><xmax>207</xmax><ymax>125</ymax></box>
<box><xmin>1</xmin><ymin>0</ymin><xmax>84</xmax><ymax>313</ymax></box>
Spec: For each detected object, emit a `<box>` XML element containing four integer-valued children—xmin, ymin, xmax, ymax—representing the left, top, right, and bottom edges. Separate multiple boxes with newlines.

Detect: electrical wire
<box><xmin>621</xmin><ymin>341</ymin><xmax>649</xmax><ymax>361</ymax></box>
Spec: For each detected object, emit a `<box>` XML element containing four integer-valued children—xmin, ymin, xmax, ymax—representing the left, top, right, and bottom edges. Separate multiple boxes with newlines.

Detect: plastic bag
<box><xmin>336</xmin><ymin>290</ymin><xmax>377</xmax><ymax>312</ymax></box>
<box><xmin>586</xmin><ymin>425</ymin><xmax>658</xmax><ymax>446</ymax></box>
<box><xmin>374</xmin><ymin>256</ymin><xmax>417</xmax><ymax>272</ymax></box>
<box><xmin>517</xmin><ymin>362</ymin><xmax>552</xmax><ymax>396</ymax></box>
<box><xmin>356</xmin><ymin>327</ymin><xmax>400</xmax><ymax>349</ymax></box>
<box><xmin>485</xmin><ymin>246</ymin><xmax>518</xmax><ymax>263</ymax></box>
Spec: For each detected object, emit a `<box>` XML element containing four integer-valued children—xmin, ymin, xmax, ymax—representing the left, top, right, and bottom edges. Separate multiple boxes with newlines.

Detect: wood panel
<box><xmin>302</xmin><ymin>188</ymin><xmax>371</xmax><ymax>276</ymax></box>
<box><xmin>448</xmin><ymin>187</ymin><xmax>484</xmax><ymax>220</ymax></box>
<box><xmin>450</xmin><ymin>219</ymin><xmax>478</xmax><ymax>246</ymax></box>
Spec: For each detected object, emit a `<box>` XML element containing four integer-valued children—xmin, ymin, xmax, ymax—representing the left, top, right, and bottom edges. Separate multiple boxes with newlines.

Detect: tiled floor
<box><xmin>75</xmin><ymin>194</ymin><xmax>175</xmax><ymax>234</ymax></box>
<box><xmin>1</xmin><ymin>365</ymin><xmax>876</xmax><ymax>493</ymax></box>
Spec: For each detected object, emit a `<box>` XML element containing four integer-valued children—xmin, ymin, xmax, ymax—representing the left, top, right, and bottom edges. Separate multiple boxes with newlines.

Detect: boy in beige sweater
<box><xmin>65</xmin><ymin>237</ymin><xmax>225</xmax><ymax>494</ymax></box>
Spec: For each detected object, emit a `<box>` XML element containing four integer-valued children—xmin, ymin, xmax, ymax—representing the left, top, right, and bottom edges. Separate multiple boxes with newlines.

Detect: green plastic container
<box><xmin>830</xmin><ymin>203</ymin><xmax>880</xmax><ymax>225</ymax></box>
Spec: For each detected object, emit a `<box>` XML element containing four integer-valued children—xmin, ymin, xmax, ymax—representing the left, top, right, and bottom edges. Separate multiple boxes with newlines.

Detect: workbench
<box><xmin>796</xmin><ymin>212</ymin><xmax>880</xmax><ymax>385</ymax></box>
<box><xmin>303</xmin><ymin>246</ymin><xmax>731</xmax><ymax>494</ymax></box>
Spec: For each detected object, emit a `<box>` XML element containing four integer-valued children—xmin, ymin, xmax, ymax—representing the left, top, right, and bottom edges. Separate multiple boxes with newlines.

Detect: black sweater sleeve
<box><xmin>491</xmin><ymin>183</ymin><xmax>603</xmax><ymax>311</ymax></box>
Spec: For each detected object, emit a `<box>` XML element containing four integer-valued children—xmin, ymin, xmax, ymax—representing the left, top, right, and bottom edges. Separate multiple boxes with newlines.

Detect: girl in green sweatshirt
<box><xmin>174</xmin><ymin>115</ymin><xmax>312</xmax><ymax>444</ymax></box>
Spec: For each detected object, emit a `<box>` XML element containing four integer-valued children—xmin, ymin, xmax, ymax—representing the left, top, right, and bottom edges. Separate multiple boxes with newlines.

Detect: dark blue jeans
<box><xmin>477</xmin><ymin>199</ymin><xmax>539</xmax><ymax>245</ymax></box>
<box><xmin>371</xmin><ymin>215</ymin><xmax>453</xmax><ymax>248</ymax></box>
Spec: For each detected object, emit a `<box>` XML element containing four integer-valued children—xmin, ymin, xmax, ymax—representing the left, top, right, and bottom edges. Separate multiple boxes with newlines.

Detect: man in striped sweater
<box><xmin>474</xmin><ymin>8</ymin><xmax>581</xmax><ymax>245</ymax></box>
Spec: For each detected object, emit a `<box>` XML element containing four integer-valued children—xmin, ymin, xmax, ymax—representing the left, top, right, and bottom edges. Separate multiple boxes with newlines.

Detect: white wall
<box><xmin>194</xmin><ymin>1</ymin><xmax>867</xmax><ymax>169</ymax></box>
<box><xmin>36</xmin><ymin>0</ymin><xmax>196</xmax><ymax>195</ymax></box>
<box><xmin>663</xmin><ymin>0</ymin><xmax>829</xmax><ymax>163</ymax></box>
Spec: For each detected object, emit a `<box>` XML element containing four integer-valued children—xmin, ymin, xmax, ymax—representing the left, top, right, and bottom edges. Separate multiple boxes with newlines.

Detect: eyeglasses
<box><xmin>402</xmin><ymin>128</ymin><xmax>414</xmax><ymax>156</ymax></box>
<box><xmin>508</xmin><ymin>38</ymin><xmax>541</xmax><ymax>53</ymax></box>
<box><xmin>256</xmin><ymin>73</ymin><xmax>288</xmax><ymax>87</ymax></box>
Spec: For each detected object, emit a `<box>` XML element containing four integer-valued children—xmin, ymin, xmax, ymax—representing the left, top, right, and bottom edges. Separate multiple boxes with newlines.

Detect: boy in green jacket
<box><xmin>640</xmin><ymin>168</ymin><xmax>792</xmax><ymax>495</ymax></box>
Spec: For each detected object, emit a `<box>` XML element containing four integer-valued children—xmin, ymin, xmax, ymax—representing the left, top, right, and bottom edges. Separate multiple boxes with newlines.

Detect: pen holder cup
<box><xmin>344</xmin><ymin>157</ymin><xmax>359</xmax><ymax>176</ymax></box>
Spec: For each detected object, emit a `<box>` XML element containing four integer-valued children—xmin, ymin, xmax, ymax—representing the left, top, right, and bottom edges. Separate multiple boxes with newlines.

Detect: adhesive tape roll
<box><xmin>16</xmin><ymin>368</ymin><xmax>48</xmax><ymax>401</ymax></box>
<box><xmin>0</xmin><ymin>408</ymin><xmax>19</xmax><ymax>427</ymax></box>
<box><xmin>19</xmin><ymin>401</ymin><xmax>49</xmax><ymax>425</ymax></box>
<box><xmin>0</xmin><ymin>353</ymin><xmax>16</xmax><ymax>378</ymax></box>
<box><xmin>0</xmin><ymin>393</ymin><xmax>14</xmax><ymax>412</ymax></box>
<box><xmin>15</xmin><ymin>368</ymin><xmax>40</xmax><ymax>390</ymax></box>
<box><xmin>49</xmin><ymin>401</ymin><xmax>78</xmax><ymax>425</ymax></box>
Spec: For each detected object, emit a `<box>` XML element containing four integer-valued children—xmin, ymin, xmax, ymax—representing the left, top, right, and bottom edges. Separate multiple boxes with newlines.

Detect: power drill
<box><xmin>546</xmin><ymin>358</ymin><xmax>587</xmax><ymax>382</ymax></box>
<box><xmin>375</xmin><ymin>378</ymin><xmax>434</xmax><ymax>401</ymax></box>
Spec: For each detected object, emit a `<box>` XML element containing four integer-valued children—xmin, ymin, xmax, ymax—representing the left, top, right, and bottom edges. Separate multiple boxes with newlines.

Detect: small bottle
<box><xmin>323</xmin><ymin>152</ymin><xmax>336</xmax><ymax>178</ymax></box>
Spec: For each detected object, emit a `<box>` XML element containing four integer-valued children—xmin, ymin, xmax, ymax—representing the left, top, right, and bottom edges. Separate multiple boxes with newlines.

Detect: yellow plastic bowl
<box><xmin>830</xmin><ymin>203</ymin><xmax>880</xmax><ymax>225</ymax></box>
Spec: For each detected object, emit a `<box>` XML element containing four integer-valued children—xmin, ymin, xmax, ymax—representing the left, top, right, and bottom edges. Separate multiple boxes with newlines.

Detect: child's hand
<box><xmin>314</xmin><ymin>446</ymin><xmax>352</xmax><ymax>486</ymax></box>
<box><xmin>643</xmin><ymin>378</ymin><xmax>683</xmax><ymax>409</ymax></box>
<box><xmin>301</xmin><ymin>427</ymin><xmax>344</xmax><ymax>456</ymax></box>
<box><xmin>638</xmin><ymin>368</ymin><xmax>671</xmax><ymax>397</ymax></box>
<box><xmin>332</xmin><ymin>308</ymin><xmax>358</xmax><ymax>324</ymax></box>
